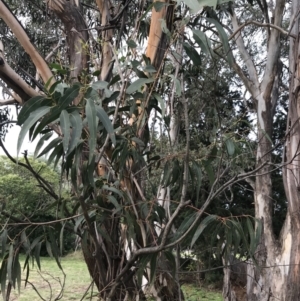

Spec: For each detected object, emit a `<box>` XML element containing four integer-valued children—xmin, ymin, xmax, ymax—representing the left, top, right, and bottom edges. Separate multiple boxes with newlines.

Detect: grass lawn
<box><xmin>8</xmin><ymin>253</ymin><xmax>222</xmax><ymax>301</ymax></box>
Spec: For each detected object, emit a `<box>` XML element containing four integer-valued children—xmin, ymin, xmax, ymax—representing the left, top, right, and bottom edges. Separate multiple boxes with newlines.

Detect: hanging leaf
<box><xmin>0</xmin><ymin>255</ymin><xmax>8</xmax><ymax>300</ymax></box>
<box><xmin>67</xmin><ymin>111</ymin><xmax>83</xmax><ymax>155</ymax></box>
<box><xmin>34</xmin><ymin>242</ymin><xmax>42</xmax><ymax>270</ymax></box>
<box><xmin>107</xmin><ymin>195</ymin><xmax>122</xmax><ymax>212</ymax></box>
<box><xmin>193</xmin><ymin>30</ymin><xmax>213</xmax><ymax>57</ymax></box>
<box><xmin>60</xmin><ymin>110</ymin><xmax>70</xmax><ymax>153</ymax></box>
<box><xmin>183</xmin><ymin>42</ymin><xmax>201</xmax><ymax>65</ymax></box>
<box><xmin>150</xmin><ymin>253</ymin><xmax>158</xmax><ymax>284</ymax></box>
<box><xmin>57</xmin><ymin>83</ymin><xmax>81</xmax><ymax>108</ymax></box>
<box><xmin>17</xmin><ymin>106</ymin><xmax>51</xmax><ymax>157</ymax></box>
<box><xmin>1</xmin><ymin>229</ymin><xmax>7</xmax><ymax>258</ymax></box>
<box><xmin>37</xmin><ymin>137</ymin><xmax>62</xmax><ymax>158</ymax></box>
<box><xmin>172</xmin><ymin>213</ymin><xmax>197</xmax><ymax>242</ymax></box>
<box><xmin>193</xmin><ymin>161</ymin><xmax>202</xmax><ymax>205</ymax></box>
<box><xmin>86</xmin><ymin>99</ymin><xmax>97</xmax><ymax>163</ymax></box>
<box><xmin>137</xmin><ymin>254</ymin><xmax>152</xmax><ymax>286</ymax></box>
<box><xmin>17</xmin><ymin>96</ymin><xmax>50</xmax><ymax>125</ymax></box>
<box><xmin>225</xmin><ymin>138</ymin><xmax>235</xmax><ymax>156</ymax></box>
<box><xmin>47</xmin><ymin>143</ymin><xmax>63</xmax><ymax>166</ymax></box>
<box><xmin>95</xmin><ymin>106</ymin><xmax>116</xmax><ymax>146</ymax></box>
<box><xmin>126</xmin><ymin>78</ymin><xmax>154</xmax><ymax>94</ymax></box>
<box><xmin>191</xmin><ymin>215</ymin><xmax>218</xmax><ymax>247</ymax></box>
<box><xmin>203</xmin><ymin>161</ymin><xmax>215</xmax><ymax>186</ymax></box>
<box><xmin>153</xmin><ymin>93</ymin><xmax>165</xmax><ymax>118</ymax></box>
<box><xmin>34</xmin><ymin>132</ymin><xmax>53</xmax><ymax>158</ymax></box>
<box><xmin>206</xmin><ymin>17</ymin><xmax>233</xmax><ymax>64</ymax></box>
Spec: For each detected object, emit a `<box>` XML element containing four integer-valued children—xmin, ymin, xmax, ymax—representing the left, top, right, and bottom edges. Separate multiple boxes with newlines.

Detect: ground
<box><xmin>8</xmin><ymin>252</ymin><xmax>222</xmax><ymax>301</ymax></box>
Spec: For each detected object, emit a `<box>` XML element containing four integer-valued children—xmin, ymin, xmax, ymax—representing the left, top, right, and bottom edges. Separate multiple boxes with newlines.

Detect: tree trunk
<box><xmin>223</xmin><ymin>1</ymin><xmax>293</xmax><ymax>300</ymax></box>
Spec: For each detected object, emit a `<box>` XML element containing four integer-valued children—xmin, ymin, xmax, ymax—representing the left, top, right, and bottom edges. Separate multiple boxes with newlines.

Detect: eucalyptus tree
<box><xmin>0</xmin><ymin>0</ymin><xmax>265</xmax><ymax>301</ymax></box>
<box><xmin>205</xmin><ymin>0</ymin><xmax>300</xmax><ymax>300</ymax></box>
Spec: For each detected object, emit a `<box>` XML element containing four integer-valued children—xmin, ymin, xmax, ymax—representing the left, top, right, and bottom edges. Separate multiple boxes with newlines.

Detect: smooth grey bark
<box><xmin>223</xmin><ymin>0</ymin><xmax>295</xmax><ymax>300</ymax></box>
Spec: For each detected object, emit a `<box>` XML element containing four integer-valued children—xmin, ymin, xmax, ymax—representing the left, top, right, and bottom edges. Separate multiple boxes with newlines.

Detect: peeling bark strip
<box><xmin>146</xmin><ymin>0</ymin><xmax>174</xmax><ymax>70</ymax></box>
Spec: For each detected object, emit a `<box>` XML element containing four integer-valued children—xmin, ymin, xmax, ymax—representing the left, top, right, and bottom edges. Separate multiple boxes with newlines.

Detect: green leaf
<box><xmin>172</xmin><ymin>213</ymin><xmax>197</xmax><ymax>242</ymax></box>
<box><xmin>153</xmin><ymin>93</ymin><xmax>165</xmax><ymax>118</ymax></box>
<box><xmin>144</xmin><ymin>65</ymin><xmax>157</xmax><ymax>73</ymax></box>
<box><xmin>131</xmin><ymin>137</ymin><xmax>145</xmax><ymax>148</ymax></box>
<box><xmin>164</xmin><ymin>251</ymin><xmax>176</xmax><ymax>277</ymax></box>
<box><xmin>34</xmin><ymin>242</ymin><xmax>42</xmax><ymax>270</ymax></box>
<box><xmin>60</xmin><ymin>222</ymin><xmax>66</xmax><ymax>256</ymax></box>
<box><xmin>57</xmin><ymin>83</ymin><xmax>81</xmax><ymax>108</ymax></box>
<box><xmin>95</xmin><ymin>106</ymin><xmax>116</xmax><ymax>146</ymax></box>
<box><xmin>45</xmin><ymin>240</ymin><xmax>53</xmax><ymax>258</ymax></box>
<box><xmin>225</xmin><ymin>138</ymin><xmax>235</xmax><ymax>156</ymax></box>
<box><xmin>17</xmin><ymin>96</ymin><xmax>50</xmax><ymax>125</ymax></box>
<box><xmin>193</xmin><ymin>161</ymin><xmax>202</xmax><ymax>205</ymax></box>
<box><xmin>203</xmin><ymin>161</ymin><xmax>215</xmax><ymax>186</ymax></box>
<box><xmin>127</xmin><ymin>40</ymin><xmax>137</xmax><ymax>48</ymax></box>
<box><xmin>246</xmin><ymin>218</ymin><xmax>255</xmax><ymax>255</ymax></box>
<box><xmin>183</xmin><ymin>42</ymin><xmax>201</xmax><ymax>65</ymax></box>
<box><xmin>193</xmin><ymin>30</ymin><xmax>212</xmax><ymax>57</ymax></box>
<box><xmin>7</xmin><ymin>244</ymin><xmax>13</xmax><ymax>284</ymax></box>
<box><xmin>47</xmin><ymin>143</ymin><xmax>63</xmax><ymax>166</ymax></box>
<box><xmin>48</xmin><ymin>227</ymin><xmax>63</xmax><ymax>270</ymax></box>
<box><xmin>137</xmin><ymin>254</ymin><xmax>152</xmax><ymax>286</ymax></box>
<box><xmin>92</xmin><ymin>81</ymin><xmax>109</xmax><ymax>90</ymax></box>
<box><xmin>206</xmin><ymin>17</ymin><xmax>233</xmax><ymax>64</ymax></box>
<box><xmin>37</xmin><ymin>137</ymin><xmax>62</xmax><ymax>158</ymax></box>
<box><xmin>86</xmin><ymin>99</ymin><xmax>97</xmax><ymax>163</ymax></box>
<box><xmin>126</xmin><ymin>78</ymin><xmax>154</xmax><ymax>94</ymax></box>
<box><xmin>34</xmin><ymin>132</ymin><xmax>53</xmax><ymax>158</ymax></box>
<box><xmin>102</xmin><ymin>185</ymin><xmax>123</xmax><ymax>198</ymax></box>
<box><xmin>1</xmin><ymin>229</ymin><xmax>7</xmax><ymax>258</ymax></box>
<box><xmin>67</xmin><ymin>111</ymin><xmax>83</xmax><ymax>155</ymax></box>
<box><xmin>191</xmin><ymin>215</ymin><xmax>218</xmax><ymax>247</ymax></box>
<box><xmin>0</xmin><ymin>255</ymin><xmax>8</xmax><ymax>300</ymax></box>
<box><xmin>150</xmin><ymin>253</ymin><xmax>158</xmax><ymax>284</ymax></box>
<box><xmin>12</xmin><ymin>256</ymin><xmax>21</xmax><ymax>293</ymax></box>
<box><xmin>60</xmin><ymin>110</ymin><xmax>70</xmax><ymax>153</ymax></box>
<box><xmin>71</xmin><ymin>141</ymin><xmax>83</xmax><ymax>190</ymax></box>
<box><xmin>17</xmin><ymin>106</ymin><xmax>51</xmax><ymax>157</ymax></box>
<box><xmin>107</xmin><ymin>195</ymin><xmax>121</xmax><ymax>212</ymax></box>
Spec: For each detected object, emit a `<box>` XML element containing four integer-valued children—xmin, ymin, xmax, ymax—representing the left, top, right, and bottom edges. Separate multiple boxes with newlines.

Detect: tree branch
<box><xmin>0</xmin><ymin>0</ymin><xmax>55</xmax><ymax>85</ymax></box>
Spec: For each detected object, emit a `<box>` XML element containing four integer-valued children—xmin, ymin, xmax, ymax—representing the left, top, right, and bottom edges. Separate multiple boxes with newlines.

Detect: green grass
<box><xmin>10</xmin><ymin>252</ymin><xmax>97</xmax><ymax>301</ymax></box>
<box><xmin>7</xmin><ymin>253</ymin><xmax>222</xmax><ymax>301</ymax></box>
<box><xmin>182</xmin><ymin>284</ymin><xmax>222</xmax><ymax>301</ymax></box>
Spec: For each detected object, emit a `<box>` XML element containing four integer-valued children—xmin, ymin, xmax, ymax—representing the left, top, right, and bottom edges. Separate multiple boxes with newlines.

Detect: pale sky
<box><xmin>0</xmin><ymin>123</ymin><xmax>37</xmax><ymax>157</ymax></box>
<box><xmin>0</xmin><ymin>109</ymin><xmax>44</xmax><ymax>158</ymax></box>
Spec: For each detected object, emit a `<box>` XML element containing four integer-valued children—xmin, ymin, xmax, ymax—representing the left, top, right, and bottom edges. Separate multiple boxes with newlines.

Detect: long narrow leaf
<box><xmin>60</xmin><ymin>110</ymin><xmax>70</xmax><ymax>153</ymax></box>
<box><xmin>191</xmin><ymin>215</ymin><xmax>218</xmax><ymax>247</ymax></box>
<box><xmin>17</xmin><ymin>106</ymin><xmax>51</xmax><ymax>156</ymax></box>
<box><xmin>95</xmin><ymin>106</ymin><xmax>116</xmax><ymax>145</ymax></box>
<box><xmin>86</xmin><ymin>99</ymin><xmax>97</xmax><ymax>163</ymax></box>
